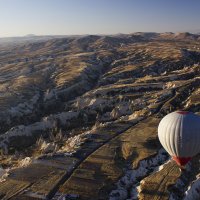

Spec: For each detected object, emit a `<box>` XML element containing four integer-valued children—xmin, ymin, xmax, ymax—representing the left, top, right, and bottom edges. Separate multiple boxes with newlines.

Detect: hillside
<box><xmin>0</xmin><ymin>32</ymin><xmax>200</xmax><ymax>200</ymax></box>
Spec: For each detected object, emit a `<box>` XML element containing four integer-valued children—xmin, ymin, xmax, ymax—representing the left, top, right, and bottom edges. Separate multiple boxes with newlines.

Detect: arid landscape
<box><xmin>1</xmin><ymin>32</ymin><xmax>200</xmax><ymax>200</ymax></box>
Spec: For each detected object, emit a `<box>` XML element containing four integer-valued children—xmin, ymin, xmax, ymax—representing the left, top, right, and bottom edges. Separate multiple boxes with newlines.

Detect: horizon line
<box><xmin>0</xmin><ymin>31</ymin><xmax>200</xmax><ymax>39</ymax></box>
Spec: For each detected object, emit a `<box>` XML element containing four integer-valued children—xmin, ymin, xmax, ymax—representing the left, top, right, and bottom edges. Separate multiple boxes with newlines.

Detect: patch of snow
<box><xmin>184</xmin><ymin>175</ymin><xmax>200</xmax><ymax>200</ymax></box>
<box><xmin>0</xmin><ymin>166</ymin><xmax>9</xmax><ymax>183</ymax></box>
<box><xmin>40</xmin><ymin>142</ymin><xmax>56</xmax><ymax>154</ymax></box>
<box><xmin>20</xmin><ymin>191</ymin><xmax>46</xmax><ymax>199</ymax></box>
<box><xmin>169</xmin><ymin>162</ymin><xmax>192</xmax><ymax>200</ymax></box>
<box><xmin>53</xmin><ymin>193</ymin><xmax>79</xmax><ymax>200</ymax></box>
<box><xmin>109</xmin><ymin>149</ymin><xmax>168</xmax><ymax>200</ymax></box>
<box><xmin>128</xmin><ymin>109</ymin><xmax>148</xmax><ymax>121</ymax></box>
<box><xmin>18</xmin><ymin>157</ymin><xmax>32</xmax><ymax>167</ymax></box>
<box><xmin>74</xmin><ymin>96</ymin><xmax>114</xmax><ymax>111</ymax></box>
<box><xmin>58</xmin><ymin>132</ymin><xmax>89</xmax><ymax>154</ymax></box>
<box><xmin>0</xmin><ymin>111</ymin><xmax>79</xmax><ymax>153</ymax></box>
<box><xmin>8</xmin><ymin>92</ymin><xmax>40</xmax><ymax>118</ymax></box>
<box><xmin>111</xmin><ymin>102</ymin><xmax>132</xmax><ymax>119</ymax></box>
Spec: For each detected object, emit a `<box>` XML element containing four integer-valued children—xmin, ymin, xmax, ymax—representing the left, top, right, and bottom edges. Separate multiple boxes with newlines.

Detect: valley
<box><xmin>0</xmin><ymin>32</ymin><xmax>200</xmax><ymax>200</ymax></box>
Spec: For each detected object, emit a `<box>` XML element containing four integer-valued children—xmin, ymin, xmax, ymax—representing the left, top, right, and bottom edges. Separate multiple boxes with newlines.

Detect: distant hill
<box><xmin>0</xmin><ymin>35</ymin><xmax>76</xmax><ymax>46</ymax></box>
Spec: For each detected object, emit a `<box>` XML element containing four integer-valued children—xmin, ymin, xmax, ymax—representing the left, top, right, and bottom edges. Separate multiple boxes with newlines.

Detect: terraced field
<box><xmin>0</xmin><ymin>32</ymin><xmax>200</xmax><ymax>200</ymax></box>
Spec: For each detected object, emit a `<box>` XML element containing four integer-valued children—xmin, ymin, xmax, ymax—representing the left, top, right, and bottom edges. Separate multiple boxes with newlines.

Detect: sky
<box><xmin>0</xmin><ymin>0</ymin><xmax>199</xmax><ymax>37</ymax></box>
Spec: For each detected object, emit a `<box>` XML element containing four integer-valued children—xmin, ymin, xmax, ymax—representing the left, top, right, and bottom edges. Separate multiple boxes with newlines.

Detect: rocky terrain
<box><xmin>0</xmin><ymin>32</ymin><xmax>200</xmax><ymax>200</ymax></box>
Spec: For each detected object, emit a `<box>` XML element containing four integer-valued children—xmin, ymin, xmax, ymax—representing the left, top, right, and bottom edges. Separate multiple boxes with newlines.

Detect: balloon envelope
<box><xmin>158</xmin><ymin>111</ymin><xmax>200</xmax><ymax>166</ymax></box>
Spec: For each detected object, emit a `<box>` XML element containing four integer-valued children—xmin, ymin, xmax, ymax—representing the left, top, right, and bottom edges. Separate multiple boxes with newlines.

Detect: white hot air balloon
<box><xmin>158</xmin><ymin>111</ymin><xmax>200</xmax><ymax>166</ymax></box>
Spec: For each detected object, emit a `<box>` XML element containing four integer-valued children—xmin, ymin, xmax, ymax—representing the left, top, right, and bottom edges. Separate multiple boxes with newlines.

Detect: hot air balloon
<box><xmin>158</xmin><ymin>111</ymin><xmax>200</xmax><ymax>167</ymax></box>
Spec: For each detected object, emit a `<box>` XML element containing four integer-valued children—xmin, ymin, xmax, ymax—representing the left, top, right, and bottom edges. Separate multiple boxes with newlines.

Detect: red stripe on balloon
<box><xmin>172</xmin><ymin>156</ymin><xmax>191</xmax><ymax>166</ymax></box>
<box><xmin>176</xmin><ymin>111</ymin><xmax>189</xmax><ymax>115</ymax></box>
